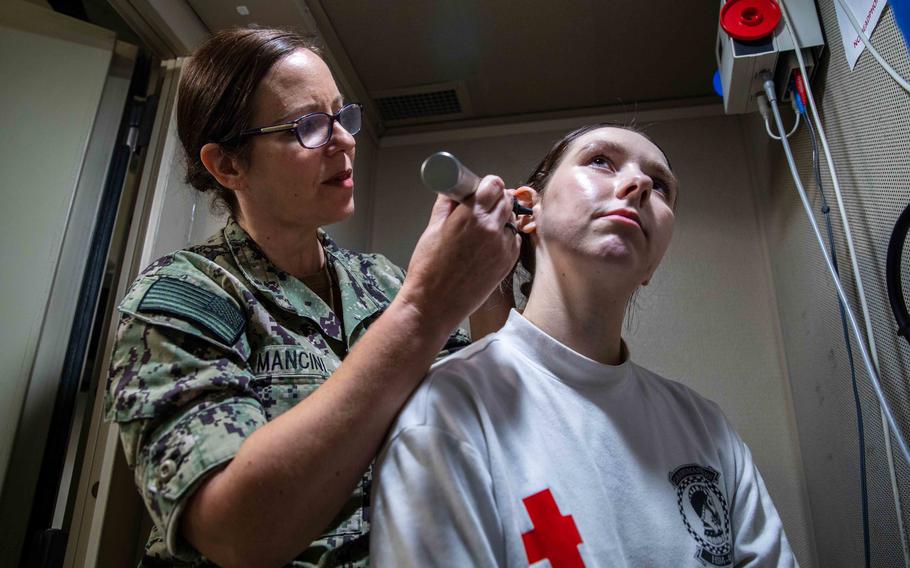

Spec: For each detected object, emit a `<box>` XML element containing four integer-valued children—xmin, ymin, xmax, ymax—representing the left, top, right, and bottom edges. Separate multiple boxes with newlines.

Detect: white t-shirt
<box><xmin>371</xmin><ymin>311</ymin><xmax>797</xmax><ymax>567</ymax></box>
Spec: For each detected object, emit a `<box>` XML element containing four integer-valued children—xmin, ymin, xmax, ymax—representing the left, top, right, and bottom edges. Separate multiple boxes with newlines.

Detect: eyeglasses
<box><xmin>236</xmin><ymin>103</ymin><xmax>362</xmax><ymax>149</ymax></box>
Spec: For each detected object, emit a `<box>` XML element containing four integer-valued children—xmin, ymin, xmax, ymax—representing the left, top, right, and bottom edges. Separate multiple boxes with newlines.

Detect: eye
<box><xmin>652</xmin><ymin>177</ymin><xmax>674</xmax><ymax>201</ymax></box>
<box><xmin>588</xmin><ymin>154</ymin><xmax>615</xmax><ymax>169</ymax></box>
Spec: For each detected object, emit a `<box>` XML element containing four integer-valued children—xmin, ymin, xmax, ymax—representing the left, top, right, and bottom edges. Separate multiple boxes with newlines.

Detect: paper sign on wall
<box><xmin>834</xmin><ymin>0</ymin><xmax>889</xmax><ymax>69</ymax></box>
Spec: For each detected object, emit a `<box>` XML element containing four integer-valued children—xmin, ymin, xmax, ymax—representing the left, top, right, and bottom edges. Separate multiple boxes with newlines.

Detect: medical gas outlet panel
<box><xmin>717</xmin><ymin>0</ymin><xmax>825</xmax><ymax>114</ymax></box>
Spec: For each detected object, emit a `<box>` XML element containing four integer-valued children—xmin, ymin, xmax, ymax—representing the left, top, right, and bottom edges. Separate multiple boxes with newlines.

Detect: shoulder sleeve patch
<box><xmin>138</xmin><ymin>277</ymin><xmax>246</xmax><ymax>345</ymax></box>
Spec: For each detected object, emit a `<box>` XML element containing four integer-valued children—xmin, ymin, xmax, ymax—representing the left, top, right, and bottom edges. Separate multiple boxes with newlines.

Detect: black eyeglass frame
<box><xmin>235</xmin><ymin>103</ymin><xmax>363</xmax><ymax>149</ymax></box>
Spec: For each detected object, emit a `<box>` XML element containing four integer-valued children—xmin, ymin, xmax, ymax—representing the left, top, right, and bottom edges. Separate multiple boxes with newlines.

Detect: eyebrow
<box><xmin>577</xmin><ymin>141</ymin><xmax>679</xmax><ymax>194</ymax></box>
<box><xmin>275</xmin><ymin>96</ymin><xmax>345</xmax><ymax>124</ymax></box>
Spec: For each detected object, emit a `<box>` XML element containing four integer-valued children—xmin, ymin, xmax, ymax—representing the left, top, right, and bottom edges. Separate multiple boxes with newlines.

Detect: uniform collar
<box><xmin>224</xmin><ymin>218</ymin><xmax>390</xmax><ymax>345</ymax></box>
<box><xmin>322</xmin><ymin>231</ymin><xmax>395</xmax><ymax>346</ymax></box>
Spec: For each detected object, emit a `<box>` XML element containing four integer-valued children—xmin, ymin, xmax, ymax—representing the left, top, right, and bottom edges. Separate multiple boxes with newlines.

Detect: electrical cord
<box><xmin>765</xmin><ymin>108</ymin><xmax>800</xmax><ymax>141</ymax></box>
<box><xmin>763</xmin><ymin>75</ymin><xmax>910</xmax><ymax>473</ymax></box>
<box><xmin>763</xmin><ymin>113</ymin><xmax>800</xmax><ymax>139</ymax></box>
<box><xmin>833</xmin><ymin>0</ymin><xmax>910</xmax><ymax>94</ymax></box>
<box><xmin>887</xmin><ymin>201</ymin><xmax>910</xmax><ymax>347</ymax></box>
<box><xmin>802</xmin><ymin>101</ymin><xmax>871</xmax><ymax>568</ymax></box>
<box><xmin>760</xmin><ymin>96</ymin><xmax>801</xmax><ymax>139</ymax></box>
<box><xmin>776</xmin><ymin>3</ymin><xmax>910</xmax><ymax>561</ymax></box>
<box><xmin>778</xmin><ymin>0</ymin><xmax>882</xmax><ymax>381</ymax></box>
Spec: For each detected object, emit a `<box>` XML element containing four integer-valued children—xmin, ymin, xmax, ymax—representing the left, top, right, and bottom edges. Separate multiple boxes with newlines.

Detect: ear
<box><xmin>514</xmin><ymin>185</ymin><xmax>538</xmax><ymax>234</ymax></box>
<box><xmin>200</xmin><ymin>143</ymin><xmax>247</xmax><ymax>192</ymax></box>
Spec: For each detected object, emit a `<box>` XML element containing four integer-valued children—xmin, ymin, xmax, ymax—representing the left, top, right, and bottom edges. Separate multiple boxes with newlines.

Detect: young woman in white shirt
<box><xmin>371</xmin><ymin>124</ymin><xmax>797</xmax><ymax>568</ymax></box>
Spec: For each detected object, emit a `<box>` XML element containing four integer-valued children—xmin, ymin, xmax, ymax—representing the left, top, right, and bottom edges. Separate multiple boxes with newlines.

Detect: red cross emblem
<box><xmin>521</xmin><ymin>489</ymin><xmax>586</xmax><ymax>568</ymax></box>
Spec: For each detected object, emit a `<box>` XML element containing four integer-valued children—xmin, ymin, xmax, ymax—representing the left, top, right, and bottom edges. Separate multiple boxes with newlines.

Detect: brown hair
<box><xmin>177</xmin><ymin>26</ymin><xmax>322</xmax><ymax>216</ymax></box>
<box><xmin>516</xmin><ymin>123</ymin><xmax>674</xmax><ymax>298</ymax></box>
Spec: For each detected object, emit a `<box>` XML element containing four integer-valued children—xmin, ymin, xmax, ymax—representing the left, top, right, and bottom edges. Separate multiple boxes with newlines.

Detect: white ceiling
<box><xmin>187</xmin><ymin>0</ymin><xmax>722</xmax><ymax>134</ymax></box>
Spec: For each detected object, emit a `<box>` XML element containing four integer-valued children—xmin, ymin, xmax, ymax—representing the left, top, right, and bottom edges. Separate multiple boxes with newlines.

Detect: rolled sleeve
<box><xmin>106</xmin><ymin>304</ymin><xmax>262</xmax><ymax>561</ymax></box>
<box><xmin>130</xmin><ymin>396</ymin><xmax>267</xmax><ymax>560</ymax></box>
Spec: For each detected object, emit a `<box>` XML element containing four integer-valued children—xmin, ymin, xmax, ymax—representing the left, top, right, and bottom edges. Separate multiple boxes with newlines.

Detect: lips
<box><xmin>323</xmin><ymin>168</ymin><xmax>353</xmax><ymax>187</ymax></box>
<box><xmin>601</xmin><ymin>208</ymin><xmax>645</xmax><ymax>234</ymax></box>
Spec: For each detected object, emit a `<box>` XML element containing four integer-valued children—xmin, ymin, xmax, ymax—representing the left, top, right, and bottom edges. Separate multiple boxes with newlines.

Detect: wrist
<box><xmin>388</xmin><ymin>287</ymin><xmax>458</xmax><ymax>344</ymax></box>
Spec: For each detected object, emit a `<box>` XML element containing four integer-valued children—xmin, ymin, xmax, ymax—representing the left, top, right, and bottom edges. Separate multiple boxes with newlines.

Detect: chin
<box><xmin>323</xmin><ymin>201</ymin><xmax>355</xmax><ymax>226</ymax></box>
<box><xmin>589</xmin><ymin>236</ymin><xmax>640</xmax><ymax>261</ymax></box>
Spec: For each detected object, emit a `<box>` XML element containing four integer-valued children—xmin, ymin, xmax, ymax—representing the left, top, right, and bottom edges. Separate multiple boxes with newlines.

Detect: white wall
<box><xmin>740</xmin><ymin>5</ymin><xmax>910</xmax><ymax>564</ymax></box>
<box><xmin>369</xmin><ymin>111</ymin><xmax>817</xmax><ymax>566</ymax></box>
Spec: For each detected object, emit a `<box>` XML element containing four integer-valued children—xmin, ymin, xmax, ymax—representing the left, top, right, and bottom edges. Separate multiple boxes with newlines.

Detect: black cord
<box><xmin>886</xmin><ymin>201</ymin><xmax>910</xmax><ymax>347</ymax></box>
<box><xmin>804</xmin><ymin>109</ymin><xmax>871</xmax><ymax>568</ymax></box>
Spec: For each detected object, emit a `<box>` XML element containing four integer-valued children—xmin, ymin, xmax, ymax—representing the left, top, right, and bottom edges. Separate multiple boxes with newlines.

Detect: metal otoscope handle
<box><xmin>420</xmin><ymin>152</ymin><xmax>479</xmax><ymax>201</ymax></box>
<box><xmin>419</xmin><ymin>151</ymin><xmax>533</xmax><ymax>215</ymax></box>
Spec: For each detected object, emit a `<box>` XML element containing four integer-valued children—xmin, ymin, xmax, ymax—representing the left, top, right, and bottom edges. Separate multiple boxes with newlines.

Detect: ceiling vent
<box><xmin>371</xmin><ymin>82</ymin><xmax>472</xmax><ymax>126</ymax></box>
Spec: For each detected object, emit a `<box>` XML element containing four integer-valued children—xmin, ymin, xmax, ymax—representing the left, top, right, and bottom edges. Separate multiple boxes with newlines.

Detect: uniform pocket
<box><xmin>249</xmin><ymin>345</ymin><xmax>337</xmax><ymax>419</ymax></box>
<box><xmin>250</xmin><ymin>374</ymin><xmax>327</xmax><ymax>420</ymax></box>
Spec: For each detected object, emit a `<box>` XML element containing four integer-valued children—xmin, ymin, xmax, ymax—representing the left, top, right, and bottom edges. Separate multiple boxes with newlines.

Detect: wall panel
<box><xmin>745</xmin><ymin>4</ymin><xmax>910</xmax><ymax>567</ymax></box>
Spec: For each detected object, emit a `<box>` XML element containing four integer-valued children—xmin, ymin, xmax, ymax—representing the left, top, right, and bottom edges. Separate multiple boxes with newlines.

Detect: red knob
<box><xmin>720</xmin><ymin>0</ymin><xmax>782</xmax><ymax>41</ymax></box>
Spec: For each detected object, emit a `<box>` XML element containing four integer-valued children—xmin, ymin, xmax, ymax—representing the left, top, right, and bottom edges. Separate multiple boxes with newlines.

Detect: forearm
<box><xmin>183</xmin><ymin>297</ymin><xmax>453</xmax><ymax>567</ymax></box>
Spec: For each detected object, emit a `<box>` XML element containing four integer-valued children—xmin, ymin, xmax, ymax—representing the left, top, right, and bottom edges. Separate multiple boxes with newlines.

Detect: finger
<box><xmin>491</xmin><ymin>192</ymin><xmax>514</xmax><ymax>226</ymax></box>
<box><xmin>472</xmin><ymin>175</ymin><xmax>506</xmax><ymax>212</ymax></box>
<box><xmin>427</xmin><ymin>192</ymin><xmax>457</xmax><ymax>226</ymax></box>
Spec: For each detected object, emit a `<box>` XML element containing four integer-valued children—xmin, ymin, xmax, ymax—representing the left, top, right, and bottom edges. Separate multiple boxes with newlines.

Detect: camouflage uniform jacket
<box><xmin>105</xmin><ymin>218</ymin><xmax>469</xmax><ymax>567</ymax></box>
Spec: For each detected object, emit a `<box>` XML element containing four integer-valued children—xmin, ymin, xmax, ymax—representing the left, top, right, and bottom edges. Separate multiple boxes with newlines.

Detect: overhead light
<box><xmin>236</xmin><ymin>5</ymin><xmax>250</xmax><ymax>16</ymax></box>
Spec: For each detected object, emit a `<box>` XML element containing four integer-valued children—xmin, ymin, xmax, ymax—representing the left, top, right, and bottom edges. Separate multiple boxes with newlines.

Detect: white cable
<box><xmin>779</xmin><ymin>2</ymin><xmax>880</xmax><ymax>366</ymax></box>
<box><xmin>757</xmin><ymin>94</ymin><xmax>801</xmax><ymax>140</ymax></box>
<box><xmin>764</xmin><ymin>77</ymin><xmax>910</xmax><ymax>471</ymax></box>
<box><xmin>833</xmin><ymin>0</ymin><xmax>910</xmax><ymax>94</ymax></box>
<box><xmin>777</xmin><ymin>2</ymin><xmax>909</xmax><ymax>562</ymax></box>
<box><xmin>763</xmin><ymin>109</ymin><xmax>801</xmax><ymax>140</ymax></box>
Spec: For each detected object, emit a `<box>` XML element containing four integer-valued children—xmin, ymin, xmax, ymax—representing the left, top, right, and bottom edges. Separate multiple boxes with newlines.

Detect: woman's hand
<box><xmin>398</xmin><ymin>175</ymin><xmax>521</xmax><ymax>331</ymax></box>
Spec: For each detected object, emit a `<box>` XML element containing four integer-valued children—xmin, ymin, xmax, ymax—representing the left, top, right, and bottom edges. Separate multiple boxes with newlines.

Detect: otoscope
<box><xmin>419</xmin><ymin>152</ymin><xmax>533</xmax><ymax>215</ymax></box>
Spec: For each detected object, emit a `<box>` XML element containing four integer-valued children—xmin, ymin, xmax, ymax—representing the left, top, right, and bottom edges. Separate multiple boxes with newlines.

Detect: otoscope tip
<box><xmin>513</xmin><ymin>201</ymin><xmax>533</xmax><ymax>216</ymax></box>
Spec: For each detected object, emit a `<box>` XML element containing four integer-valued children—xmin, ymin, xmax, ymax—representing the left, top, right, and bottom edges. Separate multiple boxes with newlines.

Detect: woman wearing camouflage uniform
<box><xmin>105</xmin><ymin>27</ymin><xmax>519</xmax><ymax>567</ymax></box>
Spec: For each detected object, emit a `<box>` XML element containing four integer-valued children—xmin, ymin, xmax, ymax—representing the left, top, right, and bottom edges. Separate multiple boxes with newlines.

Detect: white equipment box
<box><xmin>717</xmin><ymin>0</ymin><xmax>825</xmax><ymax>114</ymax></box>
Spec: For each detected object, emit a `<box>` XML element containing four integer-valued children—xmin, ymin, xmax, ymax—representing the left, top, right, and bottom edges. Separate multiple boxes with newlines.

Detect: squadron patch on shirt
<box><xmin>669</xmin><ymin>464</ymin><xmax>732</xmax><ymax>567</ymax></box>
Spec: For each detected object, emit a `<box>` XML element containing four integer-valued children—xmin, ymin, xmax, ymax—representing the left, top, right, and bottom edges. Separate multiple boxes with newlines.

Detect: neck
<box><xmin>237</xmin><ymin>215</ymin><xmax>324</xmax><ymax>278</ymax></box>
<box><xmin>521</xmin><ymin>251</ymin><xmax>636</xmax><ymax>365</ymax></box>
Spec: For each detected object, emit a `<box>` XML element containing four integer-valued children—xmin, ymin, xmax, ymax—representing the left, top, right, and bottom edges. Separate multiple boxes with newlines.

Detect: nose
<box><xmin>325</xmin><ymin>120</ymin><xmax>356</xmax><ymax>154</ymax></box>
<box><xmin>614</xmin><ymin>167</ymin><xmax>652</xmax><ymax>205</ymax></box>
